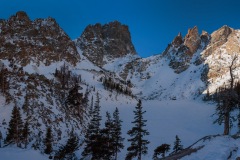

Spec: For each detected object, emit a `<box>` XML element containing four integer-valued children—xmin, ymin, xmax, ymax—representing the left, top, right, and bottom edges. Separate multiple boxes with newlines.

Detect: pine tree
<box><xmin>66</xmin><ymin>84</ymin><xmax>84</xmax><ymax>120</ymax></box>
<box><xmin>44</xmin><ymin>127</ymin><xmax>53</xmax><ymax>154</ymax></box>
<box><xmin>82</xmin><ymin>88</ymin><xmax>90</xmax><ymax>127</ymax></box>
<box><xmin>98</xmin><ymin>112</ymin><xmax>115</xmax><ymax>159</ymax></box>
<box><xmin>126</xmin><ymin>100</ymin><xmax>150</xmax><ymax>160</ymax></box>
<box><xmin>0</xmin><ymin>131</ymin><xmax>2</xmax><ymax>148</ymax></box>
<box><xmin>153</xmin><ymin>144</ymin><xmax>170</xmax><ymax>159</ymax></box>
<box><xmin>88</xmin><ymin>95</ymin><xmax>94</xmax><ymax>118</ymax></box>
<box><xmin>55</xmin><ymin>132</ymin><xmax>79</xmax><ymax>160</ymax></box>
<box><xmin>213</xmin><ymin>87</ymin><xmax>238</xmax><ymax>135</ymax></box>
<box><xmin>22</xmin><ymin>121</ymin><xmax>30</xmax><ymax>148</ymax></box>
<box><xmin>32</xmin><ymin>131</ymin><xmax>43</xmax><ymax>150</ymax></box>
<box><xmin>112</xmin><ymin>107</ymin><xmax>124</xmax><ymax>160</ymax></box>
<box><xmin>81</xmin><ymin>92</ymin><xmax>102</xmax><ymax>160</ymax></box>
<box><xmin>5</xmin><ymin>105</ymin><xmax>24</xmax><ymax>147</ymax></box>
<box><xmin>173</xmin><ymin>135</ymin><xmax>183</xmax><ymax>153</ymax></box>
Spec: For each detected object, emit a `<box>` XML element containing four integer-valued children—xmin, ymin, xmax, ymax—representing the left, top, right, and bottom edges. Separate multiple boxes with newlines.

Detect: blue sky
<box><xmin>1</xmin><ymin>0</ymin><xmax>240</xmax><ymax>57</ymax></box>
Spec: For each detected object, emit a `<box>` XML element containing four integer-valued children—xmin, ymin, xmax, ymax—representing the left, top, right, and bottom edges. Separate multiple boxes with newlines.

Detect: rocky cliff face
<box><xmin>162</xmin><ymin>26</ymin><xmax>209</xmax><ymax>73</ymax></box>
<box><xmin>184</xmin><ymin>26</ymin><xmax>201</xmax><ymax>56</ymax></box>
<box><xmin>200</xmin><ymin>25</ymin><xmax>240</xmax><ymax>93</ymax></box>
<box><xmin>0</xmin><ymin>11</ymin><xmax>80</xmax><ymax>66</ymax></box>
<box><xmin>76</xmin><ymin>21</ymin><xmax>136</xmax><ymax>66</ymax></box>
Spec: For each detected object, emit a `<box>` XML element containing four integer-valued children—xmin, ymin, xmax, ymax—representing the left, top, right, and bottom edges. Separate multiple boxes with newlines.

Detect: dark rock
<box><xmin>77</xmin><ymin>21</ymin><xmax>136</xmax><ymax>66</ymax></box>
<box><xmin>0</xmin><ymin>11</ymin><xmax>80</xmax><ymax>66</ymax></box>
<box><xmin>172</xmin><ymin>32</ymin><xmax>183</xmax><ymax>47</ymax></box>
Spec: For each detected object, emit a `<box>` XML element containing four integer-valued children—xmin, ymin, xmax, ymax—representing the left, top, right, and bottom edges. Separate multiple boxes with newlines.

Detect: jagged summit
<box><xmin>184</xmin><ymin>26</ymin><xmax>201</xmax><ymax>56</ymax></box>
<box><xmin>76</xmin><ymin>20</ymin><xmax>136</xmax><ymax>66</ymax></box>
<box><xmin>1</xmin><ymin>11</ymin><xmax>240</xmax><ymax>160</ymax></box>
<box><xmin>13</xmin><ymin>11</ymin><xmax>31</xmax><ymax>23</ymax></box>
<box><xmin>172</xmin><ymin>32</ymin><xmax>183</xmax><ymax>47</ymax></box>
<box><xmin>0</xmin><ymin>11</ymin><xmax>80</xmax><ymax>66</ymax></box>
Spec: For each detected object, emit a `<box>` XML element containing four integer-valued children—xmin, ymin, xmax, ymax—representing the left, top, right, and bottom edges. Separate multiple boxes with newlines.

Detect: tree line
<box><xmin>0</xmin><ymin>91</ymin><xmax>185</xmax><ymax>160</ymax></box>
<box><xmin>102</xmin><ymin>77</ymin><xmax>133</xmax><ymax>97</ymax></box>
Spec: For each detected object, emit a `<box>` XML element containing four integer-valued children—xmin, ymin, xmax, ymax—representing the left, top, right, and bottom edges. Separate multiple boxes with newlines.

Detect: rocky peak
<box><xmin>77</xmin><ymin>21</ymin><xmax>136</xmax><ymax>66</ymax></box>
<box><xmin>163</xmin><ymin>26</ymin><xmax>207</xmax><ymax>73</ymax></box>
<box><xmin>184</xmin><ymin>26</ymin><xmax>201</xmax><ymax>56</ymax></box>
<box><xmin>172</xmin><ymin>32</ymin><xmax>183</xmax><ymax>47</ymax></box>
<box><xmin>200</xmin><ymin>30</ymin><xmax>210</xmax><ymax>44</ymax></box>
<box><xmin>16</xmin><ymin>11</ymin><xmax>30</xmax><ymax>21</ymax></box>
<box><xmin>211</xmin><ymin>25</ymin><xmax>232</xmax><ymax>44</ymax></box>
<box><xmin>203</xmin><ymin>25</ymin><xmax>233</xmax><ymax>57</ymax></box>
<box><xmin>0</xmin><ymin>11</ymin><xmax>79</xmax><ymax>66</ymax></box>
<box><xmin>8</xmin><ymin>11</ymin><xmax>31</xmax><ymax>26</ymax></box>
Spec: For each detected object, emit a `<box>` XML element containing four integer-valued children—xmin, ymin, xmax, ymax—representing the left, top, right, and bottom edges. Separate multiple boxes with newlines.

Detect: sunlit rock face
<box><xmin>184</xmin><ymin>26</ymin><xmax>201</xmax><ymax>56</ymax></box>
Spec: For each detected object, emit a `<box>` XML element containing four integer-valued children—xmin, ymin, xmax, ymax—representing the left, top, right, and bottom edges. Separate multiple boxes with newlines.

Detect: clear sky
<box><xmin>1</xmin><ymin>0</ymin><xmax>240</xmax><ymax>57</ymax></box>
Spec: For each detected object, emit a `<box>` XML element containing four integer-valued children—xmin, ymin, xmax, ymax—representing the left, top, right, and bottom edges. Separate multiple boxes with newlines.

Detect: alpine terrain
<box><xmin>0</xmin><ymin>11</ymin><xmax>240</xmax><ymax>159</ymax></box>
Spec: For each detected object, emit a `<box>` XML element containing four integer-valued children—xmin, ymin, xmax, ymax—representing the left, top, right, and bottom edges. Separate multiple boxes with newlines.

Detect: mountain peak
<box><xmin>172</xmin><ymin>32</ymin><xmax>183</xmax><ymax>47</ymax></box>
<box><xmin>211</xmin><ymin>25</ymin><xmax>232</xmax><ymax>44</ymax></box>
<box><xmin>77</xmin><ymin>21</ymin><xmax>136</xmax><ymax>66</ymax></box>
<box><xmin>184</xmin><ymin>26</ymin><xmax>201</xmax><ymax>55</ymax></box>
<box><xmin>15</xmin><ymin>11</ymin><xmax>30</xmax><ymax>22</ymax></box>
<box><xmin>0</xmin><ymin>11</ymin><xmax>79</xmax><ymax>66</ymax></box>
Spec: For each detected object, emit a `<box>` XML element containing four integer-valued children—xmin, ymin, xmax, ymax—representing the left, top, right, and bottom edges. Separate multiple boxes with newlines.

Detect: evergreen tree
<box><xmin>81</xmin><ymin>92</ymin><xmax>102</xmax><ymax>160</ymax></box>
<box><xmin>22</xmin><ymin>121</ymin><xmax>30</xmax><ymax>148</ymax></box>
<box><xmin>98</xmin><ymin>112</ymin><xmax>115</xmax><ymax>159</ymax></box>
<box><xmin>82</xmin><ymin>88</ymin><xmax>90</xmax><ymax>127</ymax></box>
<box><xmin>112</xmin><ymin>107</ymin><xmax>124</xmax><ymax>160</ymax></box>
<box><xmin>173</xmin><ymin>135</ymin><xmax>183</xmax><ymax>153</ymax></box>
<box><xmin>0</xmin><ymin>131</ymin><xmax>2</xmax><ymax>148</ymax></box>
<box><xmin>55</xmin><ymin>132</ymin><xmax>79</xmax><ymax>160</ymax></box>
<box><xmin>32</xmin><ymin>131</ymin><xmax>43</xmax><ymax>150</ymax></box>
<box><xmin>66</xmin><ymin>85</ymin><xmax>84</xmax><ymax>120</ymax></box>
<box><xmin>5</xmin><ymin>105</ymin><xmax>24</xmax><ymax>147</ymax></box>
<box><xmin>152</xmin><ymin>144</ymin><xmax>170</xmax><ymax>159</ymax></box>
<box><xmin>213</xmin><ymin>87</ymin><xmax>238</xmax><ymax>135</ymax></box>
<box><xmin>126</xmin><ymin>100</ymin><xmax>150</xmax><ymax>160</ymax></box>
<box><xmin>44</xmin><ymin>127</ymin><xmax>53</xmax><ymax>154</ymax></box>
<box><xmin>88</xmin><ymin>95</ymin><xmax>94</xmax><ymax>118</ymax></box>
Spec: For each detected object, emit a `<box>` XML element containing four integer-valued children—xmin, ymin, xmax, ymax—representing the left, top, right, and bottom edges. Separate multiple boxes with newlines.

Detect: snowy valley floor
<box><xmin>100</xmin><ymin>99</ymin><xmax>224</xmax><ymax>160</ymax></box>
<box><xmin>0</xmin><ymin>99</ymin><xmax>228</xmax><ymax>160</ymax></box>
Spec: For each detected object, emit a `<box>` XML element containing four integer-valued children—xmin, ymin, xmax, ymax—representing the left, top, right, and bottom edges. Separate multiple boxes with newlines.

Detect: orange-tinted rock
<box><xmin>184</xmin><ymin>26</ymin><xmax>201</xmax><ymax>56</ymax></box>
<box><xmin>211</xmin><ymin>25</ymin><xmax>232</xmax><ymax>45</ymax></box>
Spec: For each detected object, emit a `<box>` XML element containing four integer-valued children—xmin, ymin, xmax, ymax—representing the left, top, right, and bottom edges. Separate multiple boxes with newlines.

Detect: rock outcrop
<box><xmin>200</xmin><ymin>30</ymin><xmax>210</xmax><ymax>45</ymax></box>
<box><xmin>162</xmin><ymin>26</ymin><xmax>209</xmax><ymax>73</ymax></box>
<box><xmin>0</xmin><ymin>11</ymin><xmax>80</xmax><ymax>66</ymax></box>
<box><xmin>77</xmin><ymin>21</ymin><xmax>136</xmax><ymax>66</ymax></box>
<box><xmin>172</xmin><ymin>32</ymin><xmax>183</xmax><ymax>47</ymax></box>
<box><xmin>184</xmin><ymin>26</ymin><xmax>201</xmax><ymax>56</ymax></box>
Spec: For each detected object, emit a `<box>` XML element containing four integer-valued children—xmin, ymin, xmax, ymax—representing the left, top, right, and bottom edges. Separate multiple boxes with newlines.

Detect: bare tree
<box><xmin>214</xmin><ymin>54</ymin><xmax>239</xmax><ymax>135</ymax></box>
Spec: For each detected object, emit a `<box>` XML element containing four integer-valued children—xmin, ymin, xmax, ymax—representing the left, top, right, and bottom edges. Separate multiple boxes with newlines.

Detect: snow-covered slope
<box><xmin>101</xmin><ymin>26</ymin><xmax>240</xmax><ymax>101</ymax></box>
<box><xmin>1</xmin><ymin>11</ymin><xmax>240</xmax><ymax>160</ymax></box>
<box><xmin>164</xmin><ymin>135</ymin><xmax>240</xmax><ymax>160</ymax></box>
